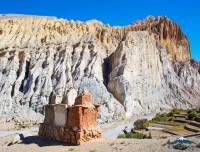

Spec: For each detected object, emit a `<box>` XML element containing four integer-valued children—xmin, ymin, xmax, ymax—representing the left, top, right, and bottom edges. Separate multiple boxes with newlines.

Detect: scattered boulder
<box><xmin>7</xmin><ymin>134</ymin><xmax>24</xmax><ymax>146</ymax></box>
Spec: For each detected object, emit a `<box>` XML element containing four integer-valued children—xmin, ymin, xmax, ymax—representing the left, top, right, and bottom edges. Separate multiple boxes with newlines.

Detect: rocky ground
<box><xmin>0</xmin><ymin>132</ymin><xmax>200</xmax><ymax>152</ymax></box>
<box><xmin>1</xmin><ymin>116</ymin><xmax>200</xmax><ymax>152</ymax></box>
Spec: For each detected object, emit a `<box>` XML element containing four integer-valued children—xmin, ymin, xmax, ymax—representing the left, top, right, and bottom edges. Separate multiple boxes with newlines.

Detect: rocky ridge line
<box><xmin>0</xmin><ymin>15</ymin><xmax>190</xmax><ymax>61</ymax></box>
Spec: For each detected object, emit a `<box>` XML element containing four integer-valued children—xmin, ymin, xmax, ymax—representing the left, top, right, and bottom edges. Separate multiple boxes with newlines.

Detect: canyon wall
<box><xmin>0</xmin><ymin>14</ymin><xmax>199</xmax><ymax>123</ymax></box>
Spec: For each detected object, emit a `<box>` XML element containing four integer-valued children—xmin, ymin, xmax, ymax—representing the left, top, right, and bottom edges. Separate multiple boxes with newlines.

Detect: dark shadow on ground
<box><xmin>19</xmin><ymin>135</ymin><xmax>75</xmax><ymax>147</ymax></box>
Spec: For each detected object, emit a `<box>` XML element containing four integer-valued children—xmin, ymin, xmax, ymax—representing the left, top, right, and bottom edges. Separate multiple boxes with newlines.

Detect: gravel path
<box><xmin>102</xmin><ymin>122</ymin><xmax>133</xmax><ymax>138</ymax></box>
<box><xmin>0</xmin><ymin>115</ymin><xmax>154</xmax><ymax>139</ymax></box>
<box><xmin>101</xmin><ymin>115</ymin><xmax>154</xmax><ymax>138</ymax></box>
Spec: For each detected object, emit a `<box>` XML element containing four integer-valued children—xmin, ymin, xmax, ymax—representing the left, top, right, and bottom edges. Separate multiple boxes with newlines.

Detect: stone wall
<box><xmin>38</xmin><ymin>124</ymin><xmax>102</xmax><ymax>145</ymax></box>
<box><xmin>67</xmin><ymin>105</ymin><xmax>99</xmax><ymax>130</ymax></box>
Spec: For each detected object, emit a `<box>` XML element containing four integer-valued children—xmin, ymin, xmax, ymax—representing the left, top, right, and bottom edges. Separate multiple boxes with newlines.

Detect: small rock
<box><xmin>7</xmin><ymin>134</ymin><xmax>23</xmax><ymax>146</ymax></box>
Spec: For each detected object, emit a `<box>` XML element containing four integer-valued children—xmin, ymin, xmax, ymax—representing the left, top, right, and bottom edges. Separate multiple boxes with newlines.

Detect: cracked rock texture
<box><xmin>108</xmin><ymin>32</ymin><xmax>200</xmax><ymax>117</ymax></box>
<box><xmin>0</xmin><ymin>14</ymin><xmax>199</xmax><ymax>124</ymax></box>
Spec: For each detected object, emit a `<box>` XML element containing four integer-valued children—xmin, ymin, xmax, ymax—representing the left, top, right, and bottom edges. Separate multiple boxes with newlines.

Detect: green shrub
<box><xmin>188</xmin><ymin>111</ymin><xmax>198</xmax><ymax>120</ymax></box>
<box><xmin>151</xmin><ymin>118</ymin><xmax>159</xmax><ymax>123</ymax></box>
<box><xmin>117</xmin><ymin>134</ymin><xmax>126</xmax><ymax>138</ymax></box>
<box><xmin>170</xmin><ymin>108</ymin><xmax>187</xmax><ymax>115</ymax></box>
<box><xmin>192</xmin><ymin>108</ymin><xmax>198</xmax><ymax>112</ymax></box>
<box><xmin>134</xmin><ymin>119</ymin><xmax>150</xmax><ymax>130</ymax></box>
<box><xmin>188</xmin><ymin>108</ymin><xmax>198</xmax><ymax>114</ymax></box>
<box><xmin>167</xmin><ymin>112</ymin><xmax>174</xmax><ymax>117</ymax></box>
<box><xmin>187</xmin><ymin>109</ymin><xmax>193</xmax><ymax>114</ymax></box>
<box><xmin>118</xmin><ymin>132</ymin><xmax>152</xmax><ymax>139</ymax></box>
<box><xmin>151</xmin><ymin>113</ymin><xmax>167</xmax><ymax>123</ymax></box>
<box><xmin>161</xmin><ymin>113</ymin><xmax>166</xmax><ymax>118</ymax></box>
<box><xmin>171</xmin><ymin>108</ymin><xmax>188</xmax><ymax>114</ymax></box>
<box><xmin>168</xmin><ymin>116</ymin><xmax>175</xmax><ymax>121</ymax></box>
<box><xmin>126</xmin><ymin>133</ymin><xmax>146</xmax><ymax>139</ymax></box>
<box><xmin>171</xmin><ymin>108</ymin><xmax>180</xmax><ymax>114</ymax></box>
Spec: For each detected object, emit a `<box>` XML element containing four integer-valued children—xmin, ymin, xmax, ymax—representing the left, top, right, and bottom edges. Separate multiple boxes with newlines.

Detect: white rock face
<box><xmin>108</xmin><ymin>31</ymin><xmax>200</xmax><ymax>117</ymax></box>
<box><xmin>0</xmin><ymin>15</ymin><xmax>199</xmax><ymax>123</ymax></box>
<box><xmin>0</xmin><ymin>32</ymin><xmax>125</xmax><ymax>123</ymax></box>
<box><xmin>108</xmin><ymin>32</ymin><xmax>169</xmax><ymax>116</ymax></box>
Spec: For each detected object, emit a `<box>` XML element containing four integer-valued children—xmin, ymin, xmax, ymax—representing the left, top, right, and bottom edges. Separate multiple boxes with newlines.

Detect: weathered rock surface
<box><xmin>0</xmin><ymin>14</ymin><xmax>199</xmax><ymax>124</ymax></box>
<box><xmin>129</xmin><ymin>16</ymin><xmax>191</xmax><ymax>61</ymax></box>
<box><xmin>108</xmin><ymin>31</ymin><xmax>200</xmax><ymax>117</ymax></box>
<box><xmin>0</xmin><ymin>15</ymin><xmax>190</xmax><ymax>61</ymax></box>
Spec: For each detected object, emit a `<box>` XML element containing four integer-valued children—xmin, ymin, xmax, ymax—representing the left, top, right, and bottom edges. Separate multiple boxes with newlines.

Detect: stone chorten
<box><xmin>38</xmin><ymin>88</ymin><xmax>102</xmax><ymax>145</ymax></box>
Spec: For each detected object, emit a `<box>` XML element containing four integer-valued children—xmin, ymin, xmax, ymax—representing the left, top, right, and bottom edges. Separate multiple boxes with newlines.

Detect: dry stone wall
<box><xmin>38</xmin><ymin>125</ymin><xmax>102</xmax><ymax>145</ymax></box>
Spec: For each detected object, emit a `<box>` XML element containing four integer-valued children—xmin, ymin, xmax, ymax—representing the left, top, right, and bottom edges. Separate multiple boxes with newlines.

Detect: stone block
<box><xmin>44</xmin><ymin>104</ymin><xmax>68</xmax><ymax>127</ymax></box>
<box><xmin>74</xmin><ymin>89</ymin><xmax>93</xmax><ymax>107</ymax></box>
<box><xmin>66</xmin><ymin>134</ymin><xmax>70</xmax><ymax>140</ymax></box>
<box><xmin>51</xmin><ymin>95</ymin><xmax>63</xmax><ymax>104</ymax></box>
<box><xmin>97</xmin><ymin>128</ymin><xmax>102</xmax><ymax>134</ymax></box>
<box><xmin>59</xmin><ymin>127</ymin><xmax>64</xmax><ymax>135</ymax></box>
<box><xmin>72</xmin><ymin>139</ymin><xmax>76</xmax><ymax>145</ymax></box>
<box><xmin>75</xmin><ymin>131</ymin><xmax>83</xmax><ymax>140</ymax></box>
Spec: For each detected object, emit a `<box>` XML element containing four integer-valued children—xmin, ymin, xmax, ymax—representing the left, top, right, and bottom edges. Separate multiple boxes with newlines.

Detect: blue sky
<box><xmin>1</xmin><ymin>0</ymin><xmax>200</xmax><ymax>61</ymax></box>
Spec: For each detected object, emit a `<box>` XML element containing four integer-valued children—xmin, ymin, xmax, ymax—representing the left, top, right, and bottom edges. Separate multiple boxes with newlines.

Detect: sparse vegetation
<box><xmin>151</xmin><ymin>108</ymin><xmax>199</xmax><ymax>123</ymax></box>
<box><xmin>150</xmin><ymin>108</ymin><xmax>200</xmax><ymax>137</ymax></box>
<box><xmin>118</xmin><ymin>132</ymin><xmax>152</xmax><ymax>139</ymax></box>
<box><xmin>168</xmin><ymin>108</ymin><xmax>187</xmax><ymax>116</ymax></box>
<box><xmin>171</xmin><ymin>108</ymin><xmax>181</xmax><ymax>114</ymax></box>
<box><xmin>117</xmin><ymin>134</ymin><xmax>126</xmax><ymax>138</ymax></box>
<box><xmin>15</xmin><ymin>121</ymin><xmax>39</xmax><ymax>129</ymax></box>
<box><xmin>158</xmin><ymin>121</ymin><xmax>183</xmax><ymax>126</ymax></box>
<box><xmin>188</xmin><ymin>111</ymin><xmax>198</xmax><ymax>120</ymax></box>
<box><xmin>168</xmin><ymin>116</ymin><xmax>175</xmax><ymax>121</ymax></box>
<box><xmin>151</xmin><ymin>113</ymin><xmax>167</xmax><ymax>123</ymax></box>
<box><xmin>126</xmin><ymin>133</ymin><xmax>147</xmax><ymax>139</ymax></box>
<box><xmin>134</xmin><ymin>119</ymin><xmax>150</xmax><ymax>130</ymax></box>
<box><xmin>169</xmin><ymin>125</ymin><xmax>185</xmax><ymax>131</ymax></box>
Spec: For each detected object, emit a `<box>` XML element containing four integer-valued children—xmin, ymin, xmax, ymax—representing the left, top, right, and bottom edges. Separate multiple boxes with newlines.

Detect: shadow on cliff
<box><xmin>102</xmin><ymin>54</ymin><xmax>112</xmax><ymax>87</ymax></box>
<box><xmin>18</xmin><ymin>134</ymin><xmax>73</xmax><ymax>147</ymax></box>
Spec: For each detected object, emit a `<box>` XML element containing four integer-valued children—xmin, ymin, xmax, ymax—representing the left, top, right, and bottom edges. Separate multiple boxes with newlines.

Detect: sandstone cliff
<box><xmin>0</xmin><ymin>15</ymin><xmax>190</xmax><ymax>61</ymax></box>
<box><xmin>0</xmin><ymin>14</ymin><xmax>199</xmax><ymax>124</ymax></box>
<box><xmin>128</xmin><ymin>16</ymin><xmax>191</xmax><ymax>61</ymax></box>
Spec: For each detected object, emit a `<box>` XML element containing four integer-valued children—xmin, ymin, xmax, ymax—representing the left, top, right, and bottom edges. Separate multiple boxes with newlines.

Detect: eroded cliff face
<box><xmin>0</xmin><ymin>15</ymin><xmax>190</xmax><ymax>61</ymax></box>
<box><xmin>129</xmin><ymin>16</ymin><xmax>191</xmax><ymax>61</ymax></box>
<box><xmin>0</xmin><ymin>34</ymin><xmax>125</xmax><ymax>123</ymax></box>
<box><xmin>108</xmin><ymin>32</ymin><xmax>200</xmax><ymax>117</ymax></box>
<box><xmin>0</xmin><ymin>14</ymin><xmax>199</xmax><ymax>123</ymax></box>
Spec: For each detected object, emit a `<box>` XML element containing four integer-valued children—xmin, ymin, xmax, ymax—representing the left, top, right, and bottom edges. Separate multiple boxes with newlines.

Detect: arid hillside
<box><xmin>0</xmin><ymin>14</ymin><xmax>199</xmax><ymax>124</ymax></box>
